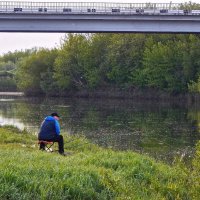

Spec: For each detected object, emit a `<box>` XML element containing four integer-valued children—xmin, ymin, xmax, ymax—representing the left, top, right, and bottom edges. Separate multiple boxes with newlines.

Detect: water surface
<box><xmin>0</xmin><ymin>95</ymin><xmax>200</xmax><ymax>164</ymax></box>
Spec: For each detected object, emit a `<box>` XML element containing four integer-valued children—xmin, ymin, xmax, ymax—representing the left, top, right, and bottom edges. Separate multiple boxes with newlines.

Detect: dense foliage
<box><xmin>0</xmin><ymin>49</ymin><xmax>34</xmax><ymax>91</ymax></box>
<box><xmin>2</xmin><ymin>33</ymin><xmax>200</xmax><ymax>95</ymax></box>
<box><xmin>11</xmin><ymin>33</ymin><xmax>200</xmax><ymax>96</ymax></box>
<box><xmin>0</xmin><ymin>126</ymin><xmax>200</xmax><ymax>199</ymax></box>
<box><xmin>16</xmin><ymin>48</ymin><xmax>58</xmax><ymax>95</ymax></box>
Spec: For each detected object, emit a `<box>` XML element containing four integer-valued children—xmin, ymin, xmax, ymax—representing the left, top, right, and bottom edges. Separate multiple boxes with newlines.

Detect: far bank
<box><xmin>20</xmin><ymin>86</ymin><xmax>200</xmax><ymax>105</ymax></box>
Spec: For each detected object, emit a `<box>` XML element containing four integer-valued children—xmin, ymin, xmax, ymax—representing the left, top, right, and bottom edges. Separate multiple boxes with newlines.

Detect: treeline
<box><xmin>2</xmin><ymin>33</ymin><xmax>200</xmax><ymax>96</ymax></box>
<box><xmin>0</xmin><ymin>49</ymin><xmax>34</xmax><ymax>91</ymax></box>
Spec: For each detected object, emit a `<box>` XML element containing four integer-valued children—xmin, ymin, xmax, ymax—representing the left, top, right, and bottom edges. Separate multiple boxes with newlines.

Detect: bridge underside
<box><xmin>0</xmin><ymin>13</ymin><xmax>200</xmax><ymax>33</ymax></box>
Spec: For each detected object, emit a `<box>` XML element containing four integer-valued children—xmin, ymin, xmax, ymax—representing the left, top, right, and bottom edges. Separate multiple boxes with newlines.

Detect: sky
<box><xmin>0</xmin><ymin>0</ymin><xmax>199</xmax><ymax>55</ymax></box>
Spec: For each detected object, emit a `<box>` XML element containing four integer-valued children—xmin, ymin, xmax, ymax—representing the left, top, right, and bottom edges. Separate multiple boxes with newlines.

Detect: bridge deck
<box><xmin>0</xmin><ymin>1</ymin><xmax>200</xmax><ymax>33</ymax></box>
<box><xmin>0</xmin><ymin>1</ymin><xmax>199</xmax><ymax>16</ymax></box>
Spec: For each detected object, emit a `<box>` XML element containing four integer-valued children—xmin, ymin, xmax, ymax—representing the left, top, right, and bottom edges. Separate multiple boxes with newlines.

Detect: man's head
<box><xmin>51</xmin><ymin>112</ymin><xmax>60</xmax><ymax>120</ymax></box>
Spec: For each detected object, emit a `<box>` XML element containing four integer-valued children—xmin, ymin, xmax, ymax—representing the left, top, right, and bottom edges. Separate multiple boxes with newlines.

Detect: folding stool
<box><xmin>38</xmin><ymin>140</ymin><xmax>54</xmax><ymax>152</ymax></box>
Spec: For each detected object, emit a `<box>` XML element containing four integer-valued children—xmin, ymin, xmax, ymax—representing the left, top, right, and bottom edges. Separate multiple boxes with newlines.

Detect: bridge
<box><xmin>0</xmin><ymin>1</ymin><xmax>200</xmax><ymax>33</ymax></box>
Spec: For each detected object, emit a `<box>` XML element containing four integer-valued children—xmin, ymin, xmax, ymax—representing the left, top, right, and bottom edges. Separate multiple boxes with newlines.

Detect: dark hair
<box><xmin>51</xmin><ymin>112</ymin><xmax>60</xmax><ymax>118</ymax></box>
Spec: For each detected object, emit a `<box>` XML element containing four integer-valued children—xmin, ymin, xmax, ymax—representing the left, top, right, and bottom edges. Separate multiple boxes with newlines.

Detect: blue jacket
<box><xmin>38</xmin><ymin>116</ymin><xmax>60</xmax><ymax>140</ymax></box>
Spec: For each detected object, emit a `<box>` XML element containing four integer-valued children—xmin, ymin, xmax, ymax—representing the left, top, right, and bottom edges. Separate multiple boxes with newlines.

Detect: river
<box><xmin>0</xmin><ymin>94</ymin><xmax>200</xmax><ymax>164</ymax></box>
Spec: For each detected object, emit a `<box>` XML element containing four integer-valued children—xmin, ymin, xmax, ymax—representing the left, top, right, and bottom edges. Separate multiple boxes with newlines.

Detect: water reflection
<box><xmin>0</xmin><ymin>95</ymin><xmax>200</xmax><ymax>163</ymax></box>
<box><xmin>0</xmin><ymin>115</ymin><xmax>25</xmax><ymax>129</ymax></box>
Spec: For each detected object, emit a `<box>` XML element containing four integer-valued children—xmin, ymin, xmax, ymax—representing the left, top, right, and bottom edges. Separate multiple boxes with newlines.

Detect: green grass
<box><xmin>0</xmin><ymin>125</ymin><xmax>199</xmax><ymax>200</ymax></box>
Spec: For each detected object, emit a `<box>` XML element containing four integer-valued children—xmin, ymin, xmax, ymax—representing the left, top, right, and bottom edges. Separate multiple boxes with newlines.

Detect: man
<box><xmin>38</xmin><ymin>112</ymin><xmax>65</xmax><ymax>156</ymax></box>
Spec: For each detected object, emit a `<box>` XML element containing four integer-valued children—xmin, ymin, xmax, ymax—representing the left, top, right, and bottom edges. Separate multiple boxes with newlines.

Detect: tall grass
<box><xmin>0</xmin><ymin>126</ymin><xmax>199</xmax><ymax>200</ymax></box>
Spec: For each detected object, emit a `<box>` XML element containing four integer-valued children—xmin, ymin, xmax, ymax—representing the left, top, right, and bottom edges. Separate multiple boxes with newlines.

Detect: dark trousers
<box><xmin>40</xmin><ymin>135</ymin><xmax>64</xmax><ymax>154</ymax></box>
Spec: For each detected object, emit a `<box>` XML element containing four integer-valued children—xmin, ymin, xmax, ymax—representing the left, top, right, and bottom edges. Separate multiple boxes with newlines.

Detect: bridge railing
<box><xmin>0</xmin><ymin>1</ymin><xmax>198</xmax><ymax>15</ymax></box>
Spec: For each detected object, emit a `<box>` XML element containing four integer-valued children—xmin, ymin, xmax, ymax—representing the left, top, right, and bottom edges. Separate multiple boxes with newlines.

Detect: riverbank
<box><xmin>0</xmin><ymin>126</ymin><xmax>199</xmax><ymax>200</ymax></box>
<box><xmin>0</xmin><ymin>88</ymin><xmax>198</xmax><ymax>104</ymax></box>
<box><xmin>19</xmin><ymin>86</ymin><xmax>199</xmax><ymax>104</ymax></box>
<box><xmin>60</xmin><ymin>87</ymin><xmax>188</xmax><ymax>100</ymax></box>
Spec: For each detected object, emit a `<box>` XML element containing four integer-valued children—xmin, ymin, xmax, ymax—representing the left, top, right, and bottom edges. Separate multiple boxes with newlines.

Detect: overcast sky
<box><xmin>0</xmin><ymin>0</ymin><xmax>199</xmax><ymax>55</ymax></box>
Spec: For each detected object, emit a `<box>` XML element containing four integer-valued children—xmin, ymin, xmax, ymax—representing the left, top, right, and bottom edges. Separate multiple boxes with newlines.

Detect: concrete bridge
<box><xmin>0</xmin><ymin>1</ymin><xmax>200</xmax><ymax>33</ymax></box>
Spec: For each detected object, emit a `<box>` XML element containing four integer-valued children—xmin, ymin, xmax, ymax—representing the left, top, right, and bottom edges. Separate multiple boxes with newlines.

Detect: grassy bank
<box><xmin>0</xmin><ymin>126</ymin><xmax>199</xmax><ymax>200</ymax></box>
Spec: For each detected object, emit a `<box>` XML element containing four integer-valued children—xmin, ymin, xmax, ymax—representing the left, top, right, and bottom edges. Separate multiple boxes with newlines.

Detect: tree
<box><xmin>84</xmin><ymin>33</ymin><xmax>113</xmax><ymax>88</ymax></box>
<box><xmin>135</xmin><ymin>40</ymin><xmax>186</xmax><ymax>93</ymax></box>
<box><xmin>54</xmin><ymin>34</ymin><xmax>89</xmax><ymax>90</ymax></box>
<box><xmin>16</xmin><ymin>48</ymin><xmax>58</xmax><ymax>94</ymax></box>
<box><xmin>106</xmin><ymin>34</ymin><xmax>146</xmax><ymax>87</ymax></box>
<box><xmin>40</xmin><ymin>67</ymin><xmax>59</xmax><ymax>96</ymax></box>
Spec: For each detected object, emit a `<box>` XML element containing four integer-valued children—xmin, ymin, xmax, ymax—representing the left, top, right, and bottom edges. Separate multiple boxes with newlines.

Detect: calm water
<box><xmin>0</xmin><ymin>95</ymin><xmax>200</xmax><ymax>163</ymax></box>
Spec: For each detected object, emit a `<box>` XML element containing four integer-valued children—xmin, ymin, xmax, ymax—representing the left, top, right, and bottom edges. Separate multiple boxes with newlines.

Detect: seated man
<box><xmin>38</xmin><ymin>112</ymin><xmax>65</xmax><ymax>156</ymax></box>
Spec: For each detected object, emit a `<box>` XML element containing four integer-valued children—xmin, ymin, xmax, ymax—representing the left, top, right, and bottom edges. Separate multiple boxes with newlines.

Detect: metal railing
<box><xmin>0</xmin><ymin>1</ymin><xmax>199</xmax><ymax>15</ymax></box>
